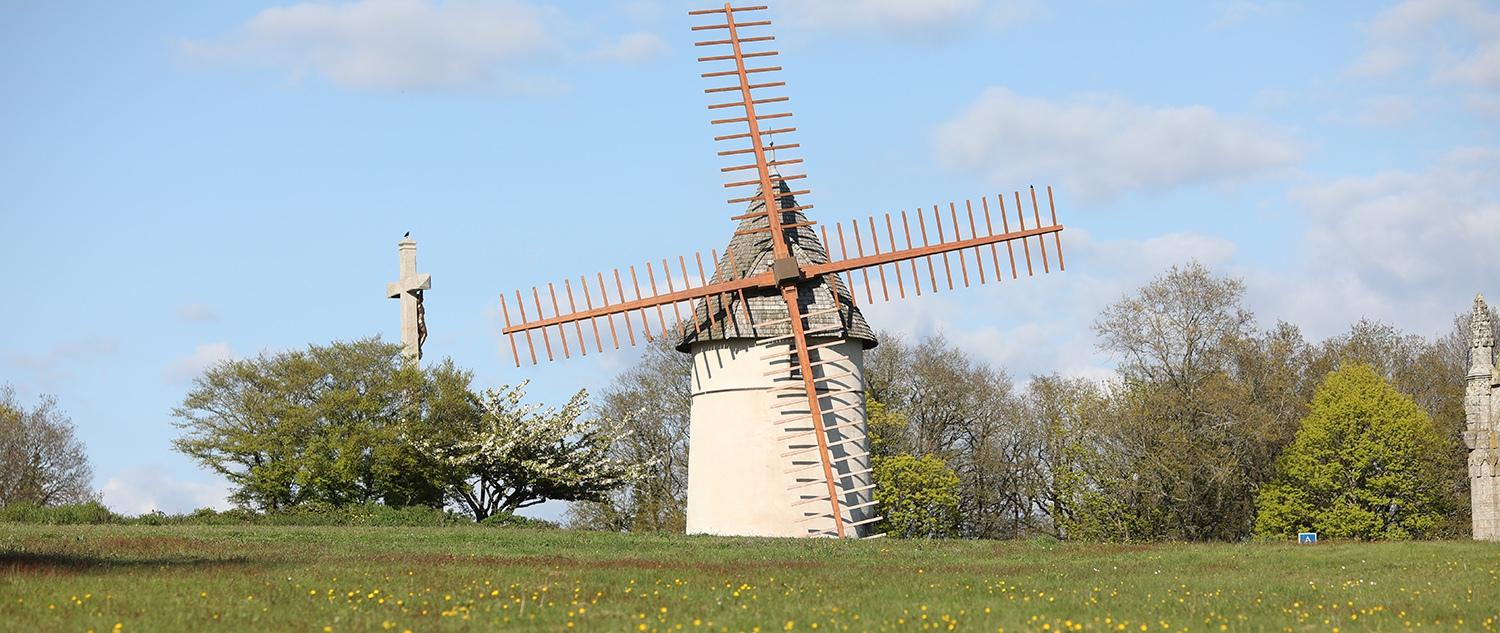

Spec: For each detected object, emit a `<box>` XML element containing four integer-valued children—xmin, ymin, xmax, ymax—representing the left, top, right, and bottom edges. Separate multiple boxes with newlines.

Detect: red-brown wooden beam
<box><xmin>803</xmin><ymin>223</ymin><xmax>1063</xmax><ymax>279</ymax></box>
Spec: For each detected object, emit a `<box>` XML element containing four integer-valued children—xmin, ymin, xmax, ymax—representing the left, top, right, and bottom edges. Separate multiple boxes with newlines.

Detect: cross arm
<box><xmin>387</xmin><ymin>274</ymin><xmax>432</xmax><ymax>299</ymax></box>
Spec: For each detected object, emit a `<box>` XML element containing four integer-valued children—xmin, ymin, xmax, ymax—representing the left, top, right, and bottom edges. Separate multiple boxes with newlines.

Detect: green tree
<box><xmin>1022</xmin><ymin>374</ymin><xmax>1109</xmax><ymax>540</ymax></box>
<box><xmin>1</xmin><ymin>385</ymin><xmax>98</xmax><ymax>507</ymax></box>
<box><xmin>1090</xmin><ymin>261</ymin><xmax>1305</xmax><ymax>541</ymax></box>
<box><xmin>171</xmin><ymin>337</ymin><xmax>468</xmax><ymax>511</ymax></box>
<box><xmin>1309</xmin><ymin>317</ymin><xmax>1478</xmax><ymax>537</ymax></box>
<box><xmin>865</xmin><ymin>396</ymin><xmax>910</xmax><ymax>460</ymax></box>
<box><xmin>864</xmin><ymin>332</ymin><xmax>1027</xmax><ymax>539</ymax></box>
<box><xmin>872</xmin><ymin>453</ymin><xmax>962</xmax><ymax>539</ymax></box>
<box><xmin>1254</xmin><ymin>363</ymin><xmax>1449</xmax><ymax>540</ymax></box>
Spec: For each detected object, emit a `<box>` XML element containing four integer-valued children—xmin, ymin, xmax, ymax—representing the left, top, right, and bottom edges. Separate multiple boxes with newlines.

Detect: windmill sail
<box><xmin>495</xmin><ymin>1</ymin><xmax>1066</xmax><ymax>539</ymax></box>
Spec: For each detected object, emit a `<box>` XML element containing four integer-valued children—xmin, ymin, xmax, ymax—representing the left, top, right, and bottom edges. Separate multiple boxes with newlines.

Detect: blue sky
<box><xmin>3</xmin><ymin>0</ymin><xmax>1497</xmax><ymax>520</ymax></box>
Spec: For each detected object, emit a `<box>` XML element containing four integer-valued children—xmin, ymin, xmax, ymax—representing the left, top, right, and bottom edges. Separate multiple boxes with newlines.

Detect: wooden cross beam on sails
<box><xmin>499</xmin><ymin>3</ymin><xmax>1065</xmax><ymax>538</ymax></box>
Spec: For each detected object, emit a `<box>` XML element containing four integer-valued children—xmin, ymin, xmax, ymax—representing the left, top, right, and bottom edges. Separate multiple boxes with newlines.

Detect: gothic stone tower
<box><xmin>1466</xmin><ymin>293</ymin><xmax>1500</xmax><ymax>541</ymax></box>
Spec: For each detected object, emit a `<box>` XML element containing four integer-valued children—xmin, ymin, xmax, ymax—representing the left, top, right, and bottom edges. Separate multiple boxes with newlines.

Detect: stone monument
<box><xmin>387</xmin><ymin>236</ymin><xmax>432</xmax><ymax>363</ymax></box>
<box><xmin>1465</xmin><ymin>293</ymin><xmax>1499</xmax><ymax>541</ymax></box>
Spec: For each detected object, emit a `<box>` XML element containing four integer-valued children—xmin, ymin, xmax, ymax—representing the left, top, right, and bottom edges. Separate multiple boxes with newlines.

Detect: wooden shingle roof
<box><xmin>676</xmin><ymin>179</ymin><xmax>877</xmax><ymax>352</ymax></box>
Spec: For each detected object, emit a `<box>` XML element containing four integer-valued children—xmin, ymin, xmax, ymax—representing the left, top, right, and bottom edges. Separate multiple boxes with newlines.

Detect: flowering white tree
<box><xmin>416</xmin><ymin>382</ymin><xmax>644</xmax><ymax>521</ymax></box>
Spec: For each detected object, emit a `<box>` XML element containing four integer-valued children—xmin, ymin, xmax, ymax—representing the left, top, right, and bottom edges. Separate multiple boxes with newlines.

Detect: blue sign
<box><xmin>1298</xmin><ymin>532</ymin><xmax>1317</xmax><ymax>544</ymax></box>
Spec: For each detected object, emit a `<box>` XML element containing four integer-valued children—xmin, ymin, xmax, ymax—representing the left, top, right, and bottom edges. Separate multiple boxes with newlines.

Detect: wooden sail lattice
<box><xmin>498</xmin><ymin>3</ymin><xmax>1065</xmax><ymax>538</ymax></box>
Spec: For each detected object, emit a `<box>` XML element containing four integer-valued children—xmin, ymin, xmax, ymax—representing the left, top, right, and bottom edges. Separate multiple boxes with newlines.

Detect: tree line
<box><xmin>572</xmin><ymin>262</ymin><xmax>1480</xmax><ymax>540</ymax></box>
<box><xmin>6</xmin><ymin>261</ymin><xmax>1472</xmax><ymax>541</ymax></box>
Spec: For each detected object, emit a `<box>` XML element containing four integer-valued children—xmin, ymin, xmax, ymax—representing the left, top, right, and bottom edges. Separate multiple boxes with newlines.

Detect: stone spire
<box><xmin>1473</xmin><ymin>293</ymin><xmax>1495</xmax><ymax>379</ymax></box>
<box><xmin>1467</xmin><ymin>292</ymin><xmax>1500</xmax><ymax>541</ymax></box>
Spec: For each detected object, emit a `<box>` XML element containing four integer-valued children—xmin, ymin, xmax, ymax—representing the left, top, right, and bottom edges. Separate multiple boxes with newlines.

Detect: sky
<box><xmin>3</xmin><ymin>0</ymin><xmax>1498</xmax><ymax>520</ymax></box>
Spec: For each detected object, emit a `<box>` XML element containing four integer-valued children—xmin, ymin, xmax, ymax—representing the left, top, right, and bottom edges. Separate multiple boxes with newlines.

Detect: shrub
<box><xmin>0</xmin><ymin>501</ymin><xmax>122</xmax><ymax>525</ymax></box>
<box><xmin>872</xmin><ymin>454</ymin><xmax>963</xmax><ymax>539</ymax></box>
<box><xmin>479</xmin><ymin>511</ymin><xmax>559</xmax><ymax>530</ymax></box>
<box><xmin>1253</xmin><ymin>363</ymin><xmax>1448</xmax><ymax>540</ymax></box>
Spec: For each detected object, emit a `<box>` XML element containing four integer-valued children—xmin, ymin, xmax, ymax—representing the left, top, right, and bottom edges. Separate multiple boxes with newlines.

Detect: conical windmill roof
<box><xmin>676</xmin><ymin>178</ymin><xmax>877</xmax><ymax>352</ymax></box>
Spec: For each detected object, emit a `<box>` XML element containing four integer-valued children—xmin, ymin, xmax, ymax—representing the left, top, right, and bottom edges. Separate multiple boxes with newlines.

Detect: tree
<box><xmin>564</xmin><ymin>336</ymin><xmax>692</xmax><ymax>532</ymax></box>
<box><xmin>1020</xmin><ymin>374</ymin><xmax>1110</xmax><ymax>540</ymax></box>
<box><xmin>415</xmin><ymin>382</ymin><xmax>643</xmax><ymax>520</ymax></box>
<box><xmin>1253</xmin><ymin>363</ymin><xmax>1449</xmax><ymax>540</ymax></box>
<box><xmin>171</xmin><ymin>337</ymin><xmax>466</xmax><ymax>511</ymax></box>
<box><xmin>864</xmin><ymin>332</ymin><xmax>1029</xmax><ymax>538</ymax></box>
<box><xmin>1310</xmin><ymin>317</ymin><xmax>1478</xmax><ymax>536</ymax></box>
<box><xmin>0</xmin><ymin>385</ymin><xmax>97</xmax><ymax>507</ymax></box>
<box><xmin>1089</xmin><ymin>261</ymin><xmax>1303</xmax><ymax>541</ymax></box>
<box><xmin>872</xmin><ymin>453</ymin><xmax>962</xmax><ymax>539</ymax></box>
<box><xmin>864</xmin><ymin>396</ymin><xmax>911</xmax><ymax>461</ymax></box>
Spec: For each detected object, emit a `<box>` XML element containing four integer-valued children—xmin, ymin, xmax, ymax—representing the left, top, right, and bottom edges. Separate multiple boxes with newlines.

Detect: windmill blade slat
<box><xmin>713</xmin><ymin>125</ymin><xmax>793</xmax><ymax>139</ymax></box>
<box><xmin>698</xmin><ymin>51</ymin><xmax>778</xmax><ymax>63</ymax></box>
<box><xmin>783</xmin><ymin>435</ymin><xmax>864</xmax><ymax>457</ymax></box>
<box><xmin>792</xmin><ymin>483</ymin><xmax>875</xmax><ymax>502</ymax></box>
<box><xmin>695</xmin><ymin>35</ymin><xmax>774</xmax><ymax>46</ymax></box>
<box><xmin>730</xmin><ymin>188</ymin><xmax>806</xmax><ymax>205</ymax></box>
<box><xmin>723</xmin><ymin>173</ymin><xmax>803</xmax><ymax>188</ymax></box>
<box><xmin>709</xmin><ymin>95</ymin><xmax>788</xmax><ymax>109</ymax></box>
<box><xmin>803</xmin><ymin>224</ymin><xmax>1063</xmax><ymax>280</ymax></box>
<box><xmin>721</xmin><ymin>145</ymin><xmax>799</xmax><ymax>159</ymax></box>
<box><xmin>767</xmin><ymin>371</ymin><xmax>855</xmax><ymax>393</ymax></box>
<box><xmin>705</xmin><ymin>81</ymin><xmax>786</xmax><ymax>95</ymax></box>
<box><xmin>687</xmin><ymin>4</ymin><xmax>769</xmax><ymax>16</ymax></box>
<box><xmin>692</xmin><ymin>19</ymin><xmax>772</xmax><ymax>30</ymax></box>
<box><xmin>722</xmin><ymin>158</ymin><xmax>801</xmax><ymax>172</ymax></box>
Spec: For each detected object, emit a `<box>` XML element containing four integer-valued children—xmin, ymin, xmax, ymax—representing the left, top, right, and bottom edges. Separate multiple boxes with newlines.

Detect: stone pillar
<box><xmin>685</xmin><ymin>338</ymin><xmax>875</xmax><ymax>538</ymax></box>
<box><xmin>386</xmin><ymin>237</ymin><xmax>432</xmax><ymax>363</ymax></box>
<box><xmin>1465</xmin><ymin>293</ymin><xmax>1499</xmax><ymax>541</ymax></box>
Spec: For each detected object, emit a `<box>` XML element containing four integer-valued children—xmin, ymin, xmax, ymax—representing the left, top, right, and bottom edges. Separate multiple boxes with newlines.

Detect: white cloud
<box><xmin>101</xmin><ymin>464</ymin><xmax>233</xmax><ymax>515</ymax></box>
<box><xmin>1247</xmin><ymin>147</ymin><xmax>1500</xmax><ymax>338</ymax></box>
<box><xmin>1251</xmin><ymin>87</ymin><xmax>1295</xmax><ymax>111</ymax></box>
<box><xmin>1467</xmin><ymin>92</ymin><xmax>1500</xmax><ymax>116</ymax></box>
<box><xmin>1349</xmin><ymin>0</ymin><xmax>1500</xmax><ymax>87</ymax></box>
<box><xmin>932</xmin><ymin>88</ymin><xmax>1306</xmax><ymax>203</ymax></box>
<box><xmin>1352</xmin><ymin>94</ymin><xmax>1417</xmax><ymax>127</ymax></box>
<box><xmin>176</xmin><ymin>300</ymin><xmax>220</xmax><ymax>323</ymax></box>
<box><xmin>780</xmin><ymin>0</ymin><xmax>1042</xmax><ymax>41</ymax></box>
<box><xmin>162</xmin><ymin>343</ymin><xmax>238</xmax><ymax>385</ymax></box>
<box><xmin>181</xmin><ymin>0</ymin><xmax>663</xmax><ymax>93</ymax></box>
<box><xmin>1323</xmin><ymin>94</ymin><xmax>1418</xmax><ymax>127</ymax></box>
<box><xmin>4</xmin><ymin>335</ymin><xmax>122</xmax><ymax>389</ymax></box>
<box><xmin>619</xmin><ymin>1</ymin><xmax>663</xmax><ymax>23</ymax></box>
<box><xmin>588</xmin><ymin>31</ymin><xmax>670</xmax><ymax>65</ymax></box>
<box><xmin>1209</xmin><ymin>1</ymin><xmax>1300</xmax><ymax>30</ymax></box>
<box><xmin>1293</xmin><ymin>147</ymin><xmax>1500</xmax><ymax>291</ymax></box>
<box><xmin>1347</xmin><ymin>47</ymin><xmax>1414</xmax><ymax>78</ymax></box>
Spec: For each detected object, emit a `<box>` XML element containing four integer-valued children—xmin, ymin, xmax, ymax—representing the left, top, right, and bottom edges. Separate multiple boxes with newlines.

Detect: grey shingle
<box><xmin>676</xmin><ymin>178</ymin><xmax>878</xmax><ymax>352</ymax></box>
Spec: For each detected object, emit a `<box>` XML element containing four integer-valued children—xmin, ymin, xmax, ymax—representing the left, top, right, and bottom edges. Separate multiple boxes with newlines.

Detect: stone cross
<box><xmin>387</xmin><ymin>237</ymin><xmax>432</xmax><ymax>363</ymax></box>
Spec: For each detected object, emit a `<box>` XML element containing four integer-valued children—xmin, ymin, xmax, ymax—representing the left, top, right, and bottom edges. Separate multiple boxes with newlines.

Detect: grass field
<box><xmin>2</xmin><ymin>525</ymin><xmax>1498</xmax><ymax>632</ymax></box>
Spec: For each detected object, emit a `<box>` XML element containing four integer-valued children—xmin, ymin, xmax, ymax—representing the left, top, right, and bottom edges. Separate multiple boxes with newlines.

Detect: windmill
<box><xmin>498</xmin><ymin>3</ymin><xmax>1066</xmax><ymax>539</ymax></box>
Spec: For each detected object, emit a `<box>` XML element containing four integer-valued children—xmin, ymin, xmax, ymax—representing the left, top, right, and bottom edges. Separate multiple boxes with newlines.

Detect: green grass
<box><xmin>1</xmin><ymin>525</ymin><xmax>1497</xmax><ymax>632</ymax></box>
